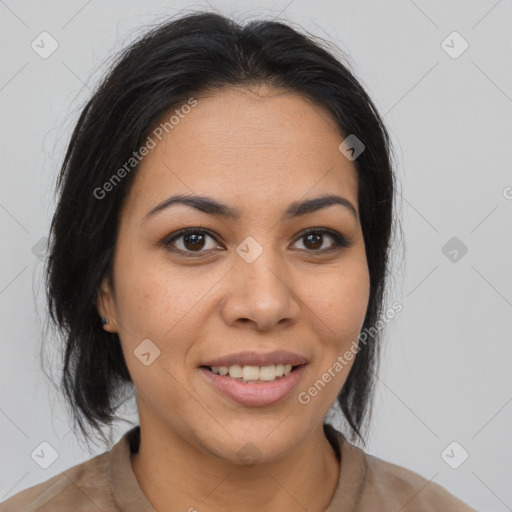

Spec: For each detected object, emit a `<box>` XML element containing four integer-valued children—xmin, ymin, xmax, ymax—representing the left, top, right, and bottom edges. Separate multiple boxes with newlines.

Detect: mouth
<box><xmin>198</xmin><ymin>363</ymin><xmax>308</xmax><ymax>407</ymax></box>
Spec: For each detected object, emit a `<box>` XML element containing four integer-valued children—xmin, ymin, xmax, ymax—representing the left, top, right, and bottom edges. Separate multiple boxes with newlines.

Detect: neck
<box><xmin>131</xmin><ymin>419</ymin><xmax>340</xmax><ymax>512</ymax></box>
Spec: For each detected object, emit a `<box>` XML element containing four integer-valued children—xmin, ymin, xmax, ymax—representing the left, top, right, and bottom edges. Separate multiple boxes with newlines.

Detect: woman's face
<box><xmin>98</xmin><ymin>85</ymin><xmax>370</xmax><ymax>463</ymax></box>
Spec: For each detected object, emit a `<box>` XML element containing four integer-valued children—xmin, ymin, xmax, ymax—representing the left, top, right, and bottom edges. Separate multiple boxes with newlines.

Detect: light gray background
<box><xmin>1</xmin><ymin>1</ymin><xmax>511</xmax><ymax>510</ymax></box>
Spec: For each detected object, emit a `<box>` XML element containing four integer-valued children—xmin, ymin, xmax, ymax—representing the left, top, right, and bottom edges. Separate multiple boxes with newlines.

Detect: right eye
<box><xmin>162</xmin><ymin>228</ymin><xmax>224</xmax><ymax>257</ymax></box>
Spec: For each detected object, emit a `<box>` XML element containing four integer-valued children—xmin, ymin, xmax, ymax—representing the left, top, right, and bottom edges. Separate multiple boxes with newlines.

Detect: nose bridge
<box><xmin>235</xmin><ymin>234</ymin><xmax>287</xmax><ymax>295</ymax></box>
<box><xmin>223</xmin><ymin>234</ymin><xmax>300</xmax><ymax>326</ymax></box>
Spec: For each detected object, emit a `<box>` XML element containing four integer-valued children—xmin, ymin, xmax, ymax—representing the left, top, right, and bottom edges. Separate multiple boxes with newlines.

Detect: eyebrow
<box><xmin>143</xmin><ymin>193</ymin><xmax>358</xmax><ymax>223</ymax></box>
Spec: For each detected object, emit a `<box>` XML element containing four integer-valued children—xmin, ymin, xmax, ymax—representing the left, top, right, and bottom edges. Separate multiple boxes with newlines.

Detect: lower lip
<box><xmin>199</xmin><ymin>364</ymin><xmax>307</xmax><ymax>407</ymax></box>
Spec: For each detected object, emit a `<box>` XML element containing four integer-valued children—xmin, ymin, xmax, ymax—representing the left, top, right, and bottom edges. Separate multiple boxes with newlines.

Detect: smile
<box><xmin>199</xmin><ymin>363</ymin><xmax>307</xmax><ymax>407</ymax></box>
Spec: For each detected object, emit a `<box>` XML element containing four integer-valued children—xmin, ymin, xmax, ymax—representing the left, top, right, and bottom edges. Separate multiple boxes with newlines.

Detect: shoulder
<box><xmin>0</xmin><ymin>450</ymin><xmax>117</xmax><ymax>512</ymax></box>
<box><xmin>327</xmin><ymin>424</ymin><xmax>476</xmax><ymax>512</ymax></box>
<box><xmin>360</xmin><ymin>450</ymin><xmax>477</xmax><ymax>511</ymax></box>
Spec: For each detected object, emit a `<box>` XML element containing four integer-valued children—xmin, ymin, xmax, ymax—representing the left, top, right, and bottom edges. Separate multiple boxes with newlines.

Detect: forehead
<box><xmin>123</xmin><ymin>86</ymin><xmax>359</xmax><ymax>217</ymax></box>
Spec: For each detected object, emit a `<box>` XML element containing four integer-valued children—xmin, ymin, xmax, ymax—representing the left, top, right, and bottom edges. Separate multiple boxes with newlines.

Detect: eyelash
<box><xmin>162</xmin><ymin>227</ymin><xmax>350</xmax><ymax>258</ymax></box>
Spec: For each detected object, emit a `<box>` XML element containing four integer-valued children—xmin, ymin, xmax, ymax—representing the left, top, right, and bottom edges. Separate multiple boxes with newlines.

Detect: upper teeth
<box><xmin>210</xmin><ymin>364</ymin><xmax>294</xmax><ymax>381</ymax></box>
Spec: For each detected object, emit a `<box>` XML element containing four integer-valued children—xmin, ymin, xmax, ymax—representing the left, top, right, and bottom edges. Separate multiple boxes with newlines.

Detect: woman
<box><xmin>0</xmin><ymin>11</ymin><xmax>476</xmax><ymax>511</ymax></box>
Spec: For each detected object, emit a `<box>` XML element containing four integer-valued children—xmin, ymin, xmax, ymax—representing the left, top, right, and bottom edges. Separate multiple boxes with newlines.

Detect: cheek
<box><xmin>304</xmin><ymin>267</ymin><xmax>369</xmax><ymax>408</ymax></box>
<box><xmin>112</xmin><ymin>247</ymin><xmax>186</xmax><ymax>336</ymax></box>
<box><xmin>309</xmin><ymin>263</ymin><xmax>370</xmax><ymax>345</ymax></box>
<box><xmin>112</xmin><ymin>256</ymin><xmax>213</xmax><ymax>376</ymax></box>
<box><xmin>113</xmin><ymin>268</ymin><xmax>197</xmax><ymax>405</ymax></box>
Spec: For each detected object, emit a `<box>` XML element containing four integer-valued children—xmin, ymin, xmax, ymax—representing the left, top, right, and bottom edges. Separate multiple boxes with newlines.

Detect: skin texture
<box><xmin>97</xmin><ymin>84</ymin><xmax>371</xmax><ymax>512</ymax></box>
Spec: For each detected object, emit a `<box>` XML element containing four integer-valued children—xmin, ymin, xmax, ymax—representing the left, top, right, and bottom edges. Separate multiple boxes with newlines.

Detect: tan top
<box><xmin>0</xmin><ymin>424</ymin><xmax>476</xmax><ymax>511</ymax></box>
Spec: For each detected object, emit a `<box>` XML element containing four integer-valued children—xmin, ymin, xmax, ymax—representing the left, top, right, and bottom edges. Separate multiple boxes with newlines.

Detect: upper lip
<box><xmin>200</xmin><ymin>350</ymin><xmax>308</xmax><ymax>368</ymax></box>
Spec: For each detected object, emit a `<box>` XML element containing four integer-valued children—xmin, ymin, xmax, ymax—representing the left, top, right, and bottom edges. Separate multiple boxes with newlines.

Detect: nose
<box><xmin>220</xmin><ymin>245</ymin><xmax>301</xmax><ymax>331</ymax></box>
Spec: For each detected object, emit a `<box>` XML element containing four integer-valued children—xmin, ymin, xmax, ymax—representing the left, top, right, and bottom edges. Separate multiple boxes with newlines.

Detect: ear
<box><xmin>96</xmin><ymin>275</ymin><xmax>118</xmax><ymax>333</ymax></box>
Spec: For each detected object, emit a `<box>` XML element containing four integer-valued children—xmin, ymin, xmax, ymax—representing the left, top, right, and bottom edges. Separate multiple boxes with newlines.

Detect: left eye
<box><xmin>163</xmin><ymin>228</ymin><xmax>349</xmax><ymax>257</ymax></box>
<box><xmin>293</xmin><ymin>229</ymin><xmax>347</xmax><ymax>252</ymax></box>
